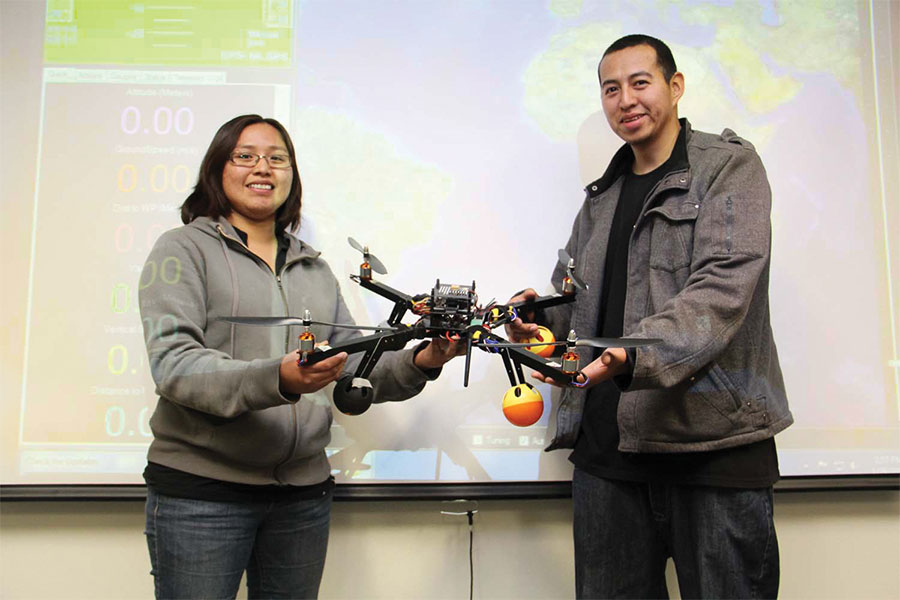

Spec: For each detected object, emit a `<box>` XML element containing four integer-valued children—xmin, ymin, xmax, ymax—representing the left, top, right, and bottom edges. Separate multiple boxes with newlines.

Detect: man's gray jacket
<box><xmin>545</xmin><ymin>119</ymin><xmax>792</xmax><ymax>453</ymax></box>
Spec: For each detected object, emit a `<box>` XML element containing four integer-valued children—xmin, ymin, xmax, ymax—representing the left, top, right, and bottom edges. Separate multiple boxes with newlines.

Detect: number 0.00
<box><xmin>120</xmin><ymin>106</ymin><xmax>194</xmax><ymax>135</ymax></box>
<box><xmin>117</xmin><ymin>163</ymin><xmax>191</xmax><ymax>193</ymax></box>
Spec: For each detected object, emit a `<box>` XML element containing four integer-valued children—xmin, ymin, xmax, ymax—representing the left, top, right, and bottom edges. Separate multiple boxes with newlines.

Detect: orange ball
<box><xmin>502</xmin><ymin>383</ymin><xmax>544</xmax><ymax>427</ymax></box>
<box><xmin>524</xmin><ymin>326</ymin><xmax>555</xmax><ymax>358</ymax></box>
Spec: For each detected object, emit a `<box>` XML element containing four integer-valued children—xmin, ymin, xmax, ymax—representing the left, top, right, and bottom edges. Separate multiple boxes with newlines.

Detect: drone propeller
<box><xmin>572</xmin><ymin>336</ymin><xmax>661</xmax><ymax>349</ymax></box>
<box><xmin>218</xmin><ymin>316</ymin><xmax>392</xmax><ymax>332</ymax></box>
<box><xmin>348</xmin><ymin>237</ymin><xmax>388</xmax><ymax>275</ymax></box>
<box><xmin>474</xmin><ymin>335</ymin><xmax>661</xmax><ymax>350</ymax></box>
<box><xmin>558</xmin><ymin>248</ymin><xmax>588</xmax><ymax>291</ymax></box>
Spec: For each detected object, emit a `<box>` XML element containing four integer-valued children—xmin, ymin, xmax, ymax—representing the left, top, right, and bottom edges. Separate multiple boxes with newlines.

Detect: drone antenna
<box><xmin>463</xmin><ymin>335</ymin><xmax>474</xmax><ymax>387</ymax></box>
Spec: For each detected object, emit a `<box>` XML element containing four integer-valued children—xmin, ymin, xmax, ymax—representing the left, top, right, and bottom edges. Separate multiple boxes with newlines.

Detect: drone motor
<box><xmin>560</xmin><ymin>330</ymin><xmax>580</xmax><ymax>374</ymax></box>
<box><xmin>558</xmin><ymin>249</ymin><xmax>587</xmax><ymax>294</ymax></box>
<box><xmin>359</xmin><ymin>259</ymin><xmax>372</xmax><ymax>280</ymax></box>
<box><xmin>348</xmin><ymin>237</ymin><xmax>387</xmax><ymax>280</ymax></box>
<box><xmin>297</xmin><ymin>309</ymin><xmax>316</xmax><ymax>365</ymax></box>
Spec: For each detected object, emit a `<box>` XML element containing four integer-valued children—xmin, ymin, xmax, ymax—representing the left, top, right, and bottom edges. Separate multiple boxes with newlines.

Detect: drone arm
<box><xmin>302</xmin><ymin>327</ymin><xmax>418</xmax><ymax>367</ymax></box>
<box><xmin>497</xmin><ymin>348</ymin><xmax>518</xmax><ymax>387</ymax></box>
<box><xmin>352</xmin><ymin>275</ymin><xmax>412</xmax><ymax>303</ymax></box>
<box><xmin>510</xmin><ymin>292</ymin><xmax>576</xmax><ymax>313</ymax></box>
<box><xmin>474</xmin><ymin>331</ymin><xmax>553</xmax><ymax>386</ymax></box>
<box><xmin>352</xmin><ymin>276</ymin><xmax>414</xmax><ymax>325</ymax></box>
<box><xmin>506</xmin><ymin>346</ymin><xmax>572</xmax><ymax>384</ymax></box>
<box><xmin>352</xmin><ymin>327</ymin><xmax>422</xmax><ymax>379</ymax></box>
<box><xmin>387</xmin><ymin>303</ymin><xmax>410</xmax><ymax>327</ymax></box>
<box><xmin>506</xmin><ymin>292</ymin><xmax>576</xmax><ymax>339</ymax></box>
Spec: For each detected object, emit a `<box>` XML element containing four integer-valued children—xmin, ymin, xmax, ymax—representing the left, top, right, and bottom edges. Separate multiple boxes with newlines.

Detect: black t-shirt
<box><xmin>569</xmin><ymin>155</ymin><xmax>779</xmax><ymax>488</ymax></box>
<box><xmin>144</xmin><ymin>462</ymin><xmax>334</xmax><ymax>503</ymax></box>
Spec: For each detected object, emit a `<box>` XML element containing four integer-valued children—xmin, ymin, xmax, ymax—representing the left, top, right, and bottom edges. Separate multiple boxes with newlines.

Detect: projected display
<box><xmin>45</xmin><ymin>0</ymin><xmax>292</xmax><ymax>66</ymax></box>
<box><xmin>18</xmin><ymin>70</ymin><xmax>290</xmax><ymax>481</ymax></box>
<box><xmin>2</xmin><ymin>0</ymin><xmax>898</xmax><ymax>487</ymax></box>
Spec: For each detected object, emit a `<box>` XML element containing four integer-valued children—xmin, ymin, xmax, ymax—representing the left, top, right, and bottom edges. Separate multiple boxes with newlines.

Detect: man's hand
<box><xmin>531</xmin><ymin>347</ymin><xmax>628</xmax><ymax>389</ymax></box>
<box><xmin>414</xmin><ymin>337</ymin><xmax>467</xmax><ymax>370</ymax></box>
<box><xmin>279</xmin><ymin>350</ymin><xmax>348</xmax><ymax>396</ymax></box>
<box><xmin>504</xmin><ymin>288</ymin><xmax>540</xmax><ymax>342</ymax></box>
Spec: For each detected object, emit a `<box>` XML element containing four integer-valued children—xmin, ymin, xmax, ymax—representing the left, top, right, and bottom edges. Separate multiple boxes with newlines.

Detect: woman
<box><xmin>139</xmin><ymin>114</ymin><xmax>457</xmax><ymax>599</ymax></box>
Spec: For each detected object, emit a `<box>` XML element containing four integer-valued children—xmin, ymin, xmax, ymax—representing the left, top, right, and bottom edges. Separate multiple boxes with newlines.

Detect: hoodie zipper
<box><xmin>217</xmin><ymin>224</ymin><xmax>301</xmax><ymax>484</ymax></box>
<box><xmin>276</xmin><ymin>256</ymin><xmax>305</xmax><ymax>352</ymax></box>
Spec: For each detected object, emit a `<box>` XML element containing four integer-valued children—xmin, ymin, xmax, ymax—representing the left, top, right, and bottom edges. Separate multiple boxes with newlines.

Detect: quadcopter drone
<box><xmin>220</xmin><ymin>238</ymin><xmax>659</xmax><ymax>427</ymax></box>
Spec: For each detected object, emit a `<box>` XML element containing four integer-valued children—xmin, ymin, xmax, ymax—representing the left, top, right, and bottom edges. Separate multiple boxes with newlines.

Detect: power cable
<box><xmin>441</xmin><ymin>500</ymin><xmax>479</xmax><ymax>600</ymax></box>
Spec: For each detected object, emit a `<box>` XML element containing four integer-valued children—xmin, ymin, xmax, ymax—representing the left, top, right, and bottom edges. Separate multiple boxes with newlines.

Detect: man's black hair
<box><xmin>601</xmin><ymin>34</ymin><xmax>678</xmax><ymax>82</ymax></box>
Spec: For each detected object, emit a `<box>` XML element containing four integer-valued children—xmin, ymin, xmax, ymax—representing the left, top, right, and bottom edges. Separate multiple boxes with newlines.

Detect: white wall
<box><xmin>1</xmin><ymin>491</ymin><xmax>898</xmax><ymax>599</ymax></box>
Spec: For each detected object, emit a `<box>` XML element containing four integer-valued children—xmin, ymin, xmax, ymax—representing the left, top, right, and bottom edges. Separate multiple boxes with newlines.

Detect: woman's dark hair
<box><xmin>600</xmin><ymin>34</ymin><xmax>678</xmax><ymax>83</ymax></box>
<box><xmin>180</xmin><ymin>114</ymin><xmax>302</xmax><ymax>232</ymax></box>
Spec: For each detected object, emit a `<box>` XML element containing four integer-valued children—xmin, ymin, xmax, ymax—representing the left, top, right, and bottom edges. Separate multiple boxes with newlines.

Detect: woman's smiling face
<box><xmin>222</xmin><ymin>122</ymin><xmax>294</xmax><ymax>227</ymax></box>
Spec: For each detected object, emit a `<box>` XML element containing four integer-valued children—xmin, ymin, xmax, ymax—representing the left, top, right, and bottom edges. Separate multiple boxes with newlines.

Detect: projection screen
<box><xmin>1</xmin><ymin>0</ymin><xmax>898</xmax><ymax>494</ymax></box>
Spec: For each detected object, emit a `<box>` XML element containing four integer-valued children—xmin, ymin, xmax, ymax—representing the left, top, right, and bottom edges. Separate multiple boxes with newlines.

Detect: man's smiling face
<box><xmin>599</xmin><ymin>43</ymin><xmax>683</xmax><ymax>151</ymax></box>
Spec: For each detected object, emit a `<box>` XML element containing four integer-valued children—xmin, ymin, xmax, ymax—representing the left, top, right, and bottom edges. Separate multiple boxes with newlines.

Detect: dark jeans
<box><xmin>145</xmin><ymin>487</ymin><xmax>332</xmax><ymax>599</ymax></box>
<box><xmin>573</xmin><ymin>468</ymin><xmax>779</xmax><ymax>599</ymax></box>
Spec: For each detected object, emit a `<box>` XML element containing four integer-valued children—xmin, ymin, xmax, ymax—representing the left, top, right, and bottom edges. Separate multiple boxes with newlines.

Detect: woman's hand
<box><xmin>414</xmin><ymin>337</ymin><xmax>467</xmax><ymax>370</ymax></box>
<box><xmin>279</xmin><ymin>351</ymin><xmax>348</xmax><ymax>396</ymax></box>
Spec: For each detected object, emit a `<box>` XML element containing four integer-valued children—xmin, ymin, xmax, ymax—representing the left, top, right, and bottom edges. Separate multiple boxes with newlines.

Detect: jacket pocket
<box><xmin>630</xmin><ymin>362</ymin><xmax>746</xmax><ymax>443</ymax></box>
<box><xmin>699</xmin><ymin>362</ymin><xmax>744</xmax><ymax>414</ymax></box>
<box><xmin>645</xmin><ymin>200</ymin><xmax>698</xmax><ymax>273</ymax></box>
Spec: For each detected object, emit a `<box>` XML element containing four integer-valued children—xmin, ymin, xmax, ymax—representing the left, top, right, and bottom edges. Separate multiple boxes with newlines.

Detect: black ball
<box><xmin>332</xmin><ymin>375</ymin><xmax>375</xmax><ymax>415</ymax></box>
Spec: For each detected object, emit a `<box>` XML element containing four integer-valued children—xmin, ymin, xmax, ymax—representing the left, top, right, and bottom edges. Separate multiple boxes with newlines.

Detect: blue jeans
<box><xmin>573</xmin><ymin>469</ymin><xmax>779</xmax><ymax>599</ymax></box>
<box><xmin>145</xmin><ymin>487</ymin><xmax>332</xmax><ymax>599</ymax></box>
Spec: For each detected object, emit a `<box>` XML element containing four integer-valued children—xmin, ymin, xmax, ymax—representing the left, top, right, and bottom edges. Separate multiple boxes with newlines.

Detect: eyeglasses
<box><xmin>229</xmin><ymin>152</ymin><xmax>292</xmax><ymax>169</ymax></box>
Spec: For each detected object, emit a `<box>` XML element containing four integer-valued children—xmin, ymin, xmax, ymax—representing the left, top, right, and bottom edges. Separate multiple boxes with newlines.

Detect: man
<box><xmin>508</xmin><ymin>35</ymin><xmax>792</xmax><ymax>598</ymax></box>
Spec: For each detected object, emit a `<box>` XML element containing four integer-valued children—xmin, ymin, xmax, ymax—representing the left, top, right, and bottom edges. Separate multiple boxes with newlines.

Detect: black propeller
<box><xmin>474</xmin><ymin>335</ymin><xmax>661</xmax><ymax>350</ymax></box>
<box><xmin>218</xmin><ymin>316</ymin><xmax>391</xmax><ymax>332</ymax></box>
<box><xmin>348</xmin><ymin>237</ymin><xmax>388</xmax><ymax>275</ymax></box>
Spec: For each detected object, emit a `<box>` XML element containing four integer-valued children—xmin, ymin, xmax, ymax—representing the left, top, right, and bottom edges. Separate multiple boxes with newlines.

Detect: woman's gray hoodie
<box><xmin>139</xmin><ymin>216</ymin><xmax>436</xmax><ymax>486</ymax></box>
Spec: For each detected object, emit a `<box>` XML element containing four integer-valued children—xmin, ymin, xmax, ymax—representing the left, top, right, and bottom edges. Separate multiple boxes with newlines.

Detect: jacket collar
<box><xmin>192</xmin><ymin>215</ymin><xmax>322</xmax><ymax>262</ymax></box>
<box><xmin>585</xmin><ymin>118</ymin><xmax>691</xmax><ymax>199</ymax></box>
